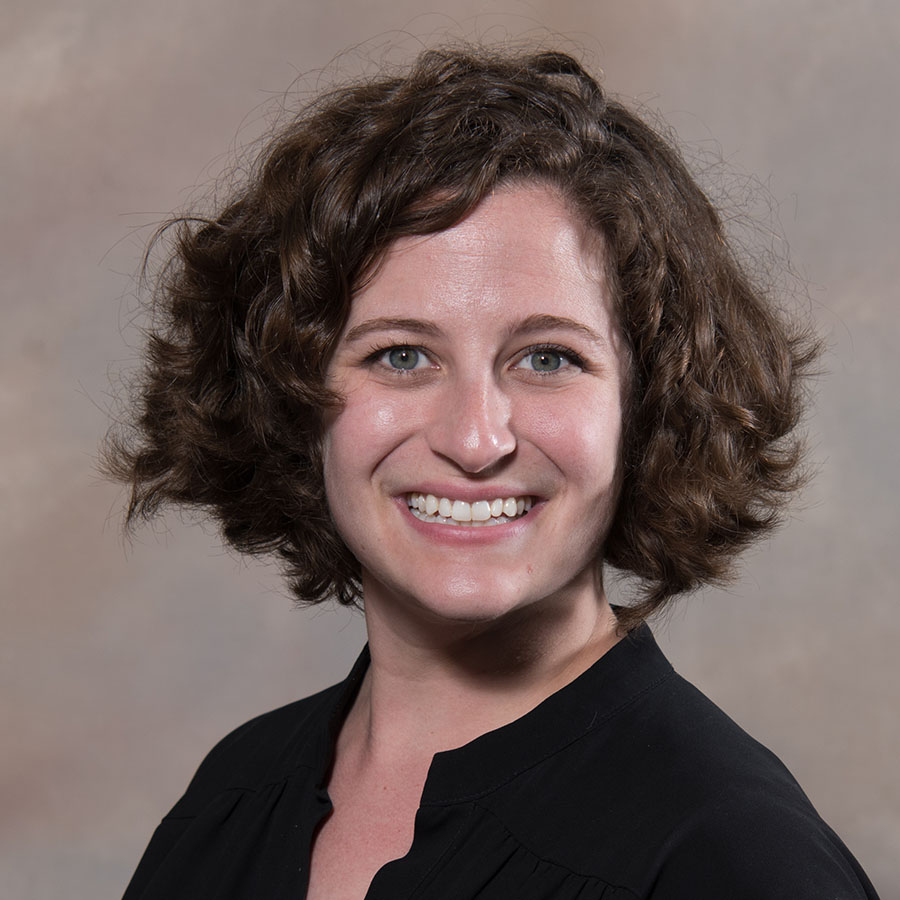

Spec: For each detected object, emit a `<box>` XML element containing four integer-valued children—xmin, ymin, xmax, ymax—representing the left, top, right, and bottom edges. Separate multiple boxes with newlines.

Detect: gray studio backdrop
<box><xmin>2</xmin><ymin>1</ymin><xmax>898</xmax><ymax>897</ymax></box>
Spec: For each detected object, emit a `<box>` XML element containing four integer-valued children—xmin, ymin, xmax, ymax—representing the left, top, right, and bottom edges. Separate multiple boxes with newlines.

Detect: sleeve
<box><xmin>649</xmin><ymin>786</ymin><xmax>881</xmax><ymax>900</ymax></box>
<box><xmin>122</xmin><ymin>815</ymin><xmax>196</xmax><ymax>900</ymax></box>
<box><xmin>120</xmin><ymin>717</ymin><xmax>259</xmax><ymax>899</ymax></box>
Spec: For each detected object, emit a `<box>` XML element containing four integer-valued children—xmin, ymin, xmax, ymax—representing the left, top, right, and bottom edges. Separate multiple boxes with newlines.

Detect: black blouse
<box><xmin>123</xmin><ymin>625</ymin><xmax>879</xmax><ymax>899</ymax></box>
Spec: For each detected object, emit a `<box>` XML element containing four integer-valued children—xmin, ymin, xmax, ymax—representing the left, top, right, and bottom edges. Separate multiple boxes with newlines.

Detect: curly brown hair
<box><xmin>104</xmin><ymin>46</ymin><xmax>818</xmax><ymax>629</ymax></box>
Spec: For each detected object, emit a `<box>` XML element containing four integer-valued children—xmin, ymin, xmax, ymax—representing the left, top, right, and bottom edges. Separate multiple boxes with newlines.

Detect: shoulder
<box><xmin>121</xmin><ymin>677</ymin><xmax>353</xmax><ymax>900</ymax></box>
<box><xmin>650</xmin><ymin>776</ymin><xmax>879</xmax><ymax>898</ymax></box>
<box><xmin>489</xmin><ymin>671</ymin><xmax>878</xmax><ymax>897</ymax></box>
<box><xmin>165</xmin><ymin>681</ymin><xmax>340</xmax><ymax>818</ymax></box>
<box><xmin>641</xmin><ymin>677</ymin><xmax>878</xmax><ymax>895</ymax></box>
<box><xmin>514</xmin><ymin>670</ymin><xmax>811</xmax><ymax>828</ymax></box>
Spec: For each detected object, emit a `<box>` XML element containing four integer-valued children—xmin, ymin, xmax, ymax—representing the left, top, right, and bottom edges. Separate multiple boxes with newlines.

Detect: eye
<box><xmin>525</xmin><ymin>350</ymin><xmax>565</xmax><ymax>372</ymax></box>
<box><xmin>375</xmin><ymin>346</ymin><xmax>430</xmax><ymax>371</ymax></box>
<box><xmin>514</xmin><ymin>346</ymin><xmax>583</xmax><ymax>374</ymax></box>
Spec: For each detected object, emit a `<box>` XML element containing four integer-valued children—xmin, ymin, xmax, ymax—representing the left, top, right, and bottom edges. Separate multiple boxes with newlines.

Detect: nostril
<box><xmin>425</xmin><ymin>382</ymin><xmax>516</xmax><ymax>473</ymax></box>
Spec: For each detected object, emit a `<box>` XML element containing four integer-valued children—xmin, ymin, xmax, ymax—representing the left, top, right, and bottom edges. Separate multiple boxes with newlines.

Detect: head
<box><xmin>321</xmin><ymin>181</ymin><xmax>629</xmax><ymax>630</ymax></box>
<box><xmin>107</xmin><ymin>46</ymin><xmax>817</xmax><ymax>629</ymax></box>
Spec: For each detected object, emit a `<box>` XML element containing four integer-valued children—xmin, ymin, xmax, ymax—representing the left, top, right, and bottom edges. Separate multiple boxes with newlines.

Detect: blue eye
<box><xmin>517</xmin><ymin>347</ymin><xmax>580</xmax><ymax>373</ymax></box>
<box><xmin>385</xmin><ymin>347</ymin><xmax>422</xmax><ymax>370</ymax></box>
<box><xmin>526</xmin><ymin>350</ymin><xmax>564</xmax><ymax>372</ymax></box>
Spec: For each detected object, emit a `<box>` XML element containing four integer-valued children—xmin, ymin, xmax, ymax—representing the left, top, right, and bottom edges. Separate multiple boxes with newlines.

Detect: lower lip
<box><xmin>396</xmin><ymin>498</ymin><xmax>540</xmax><ymax>545</ymax></box>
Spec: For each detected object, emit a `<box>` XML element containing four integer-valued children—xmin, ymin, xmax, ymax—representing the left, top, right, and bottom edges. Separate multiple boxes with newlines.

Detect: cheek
<box><xmin>521</xmin><ymin>392</ymin><xmax>623</xmax><ymax>485</ymax></box>
<box><xmin>322</xmin><ymin>389</ymin><xmax>415</xmax><ymax>493</ymax></box>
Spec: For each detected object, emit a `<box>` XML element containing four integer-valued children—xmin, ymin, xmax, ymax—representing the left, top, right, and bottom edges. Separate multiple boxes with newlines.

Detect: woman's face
<box><xmin>323</xmin><ymin>184</ymin><xmax>628</xmax><ymax>629</ymax></box>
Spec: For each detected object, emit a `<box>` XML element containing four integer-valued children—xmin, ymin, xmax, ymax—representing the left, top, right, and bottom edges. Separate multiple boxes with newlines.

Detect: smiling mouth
<box><xmin>406</xmin><ymin>493</ymin><xmax>534</xmax><ymax>526</ymax></box>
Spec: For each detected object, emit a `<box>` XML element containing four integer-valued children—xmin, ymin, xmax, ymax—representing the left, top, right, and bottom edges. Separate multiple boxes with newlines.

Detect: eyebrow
<box><xmin>508</xmin><ymin>314</ymin><xmax>607</xmax><ymax>348</ymax></box>
<box><xmin>343</xmin><ymin>317</ymin><xmax>444</xmax><ymax>343</ymax></box>
<box><xmin>342</xmin><ymin>313</ymin><xmax>607</xmax><ymax>348</ymax></box>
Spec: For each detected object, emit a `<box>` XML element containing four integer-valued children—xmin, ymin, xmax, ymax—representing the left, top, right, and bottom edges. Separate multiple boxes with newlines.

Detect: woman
<box><xmin>110</xmin><ymin>47</ymin><xmax>880</xmax><ymax>898</ymax></box>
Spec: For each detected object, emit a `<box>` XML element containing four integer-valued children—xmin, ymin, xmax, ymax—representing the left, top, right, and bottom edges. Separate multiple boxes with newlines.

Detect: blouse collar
<box><xmin>317</xmin><ymin>622</ymin><xmax>674</xmax><ymax>804</ymax></box>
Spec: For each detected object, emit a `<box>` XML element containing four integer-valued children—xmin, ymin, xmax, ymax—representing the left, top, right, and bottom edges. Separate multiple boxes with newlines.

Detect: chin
<box><xmin>423</xmin><ymin>587</ymin><xmax>532</xmax><ymax>626</ymax></box>
<box><xmin>420</xmin><ymin>594</ymin><xmax>528</xmax><ymax>627</ymax></box>
<box><xmin>365</xmin><ymin>567</ymin><xmax>539</xmax><ymax>628</ymax></box>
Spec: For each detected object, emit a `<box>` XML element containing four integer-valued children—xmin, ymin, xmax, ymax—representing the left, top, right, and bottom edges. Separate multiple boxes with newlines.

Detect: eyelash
<box><xmin>363</xmin><ymin>343</ymin><xmax>587</xmax><ymax>375</ymax></box>
<box><xmin>517</xmin><ymin>343</ymin><xmax>587</xmax><ymax>373</ymax></box>
<box><xmin>364</xmin><ymin>345</ymin><xmax>432</xmax><ymax>373</ymax></box>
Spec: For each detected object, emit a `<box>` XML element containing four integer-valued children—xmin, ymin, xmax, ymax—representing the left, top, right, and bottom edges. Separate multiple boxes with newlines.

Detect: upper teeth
<box><xmin>407</xmin><ymin>493</ymin><xmax>533</xmax><ymax>524</ymax></box>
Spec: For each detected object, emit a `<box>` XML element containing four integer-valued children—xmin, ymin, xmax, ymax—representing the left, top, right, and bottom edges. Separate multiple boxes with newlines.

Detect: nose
<box><xmin>425</xmin><ymin>375</ymin><xmax>517</xmax><ymax>474</ymax></box>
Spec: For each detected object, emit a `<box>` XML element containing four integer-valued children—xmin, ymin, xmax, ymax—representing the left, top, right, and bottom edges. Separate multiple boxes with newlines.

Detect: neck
<box><xmin>341</xmin><ymin>573</ymin><xmax>621</xmax><ymax>770</ymax></box>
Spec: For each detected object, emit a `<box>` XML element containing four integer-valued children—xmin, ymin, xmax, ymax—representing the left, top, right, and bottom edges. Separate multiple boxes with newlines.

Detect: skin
<box><xmin>308</xmin><ymin>184</ymin><xmax>629</xmax><ymax>900</ymax></box>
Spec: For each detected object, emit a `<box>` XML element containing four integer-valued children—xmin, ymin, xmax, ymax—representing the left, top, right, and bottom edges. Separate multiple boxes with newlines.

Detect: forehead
<box><xmin>348</xmin><ymin>184</ymin><xmax>612</xmax><ymax>332</ymax></box>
